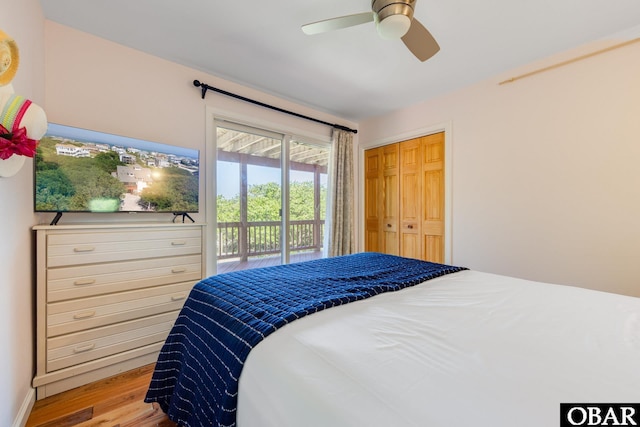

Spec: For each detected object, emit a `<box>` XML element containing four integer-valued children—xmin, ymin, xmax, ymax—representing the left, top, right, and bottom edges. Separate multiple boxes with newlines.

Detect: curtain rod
<box><xmin>193</xmin><ymin>80</ymin><xmax>357</xmax><ymax>134</ymax></box>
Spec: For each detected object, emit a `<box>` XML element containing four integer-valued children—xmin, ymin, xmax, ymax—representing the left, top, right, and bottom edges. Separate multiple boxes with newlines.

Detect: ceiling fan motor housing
<box><xmin>372</xmin><ymin>0</ymin><xmax>415</xmax><ymax>39</ymax></box>
<box><xmin>372</xmin><ymin>0</ymin><xmax>415</xmax><ymax>20</ymax></box>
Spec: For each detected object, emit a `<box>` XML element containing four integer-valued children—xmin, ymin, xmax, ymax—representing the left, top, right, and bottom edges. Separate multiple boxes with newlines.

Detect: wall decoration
<box><xmin>0</xmin><ymin>28</ymin><xmax>47</xmax><ymax>178</ymax></box>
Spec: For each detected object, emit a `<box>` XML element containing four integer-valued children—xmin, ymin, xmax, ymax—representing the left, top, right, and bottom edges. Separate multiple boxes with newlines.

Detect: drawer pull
<box><xmin>171</xmin><ymin>267</ymin><xmax>187</xmax><ymax>274</ymax></box>
<box><xmin>171</xmin><ymin>294</ymin><xmax>186</xmax><ymax>301</ymax></box>
<box><xmin>73</xmin><ymin>246</ymin><xmax>96</xmax><ymax>253</ymax></box>
<box><xmin>73</xmin><ymin>343</ymin><xmax>95</xmax><ymax>353</ymax></box>
<box><xmin>74</xmin><ymin>279</ymin><xmax>96</xmax><ymax>286</ymax></box>
<box><xmin>407</xmin><ymin>224</ymin><xmax>414</xmax><ymax>229</ymax></box>
<box><xmin>171</xmin><ymin>241</ymin><xmax>187</xmax><ymax>246</ymax></box>
<box><xmin>386</xmin><ymin>224</ymin><xmax>392</xmax><ymax>228</ymax></box>
<box><xmin>73</xmin><ymin>311</ymin><xmax>96</xmax><ymax>320</ymax></box>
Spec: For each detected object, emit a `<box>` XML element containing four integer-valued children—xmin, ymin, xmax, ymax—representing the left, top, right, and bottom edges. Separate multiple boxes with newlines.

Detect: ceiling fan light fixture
<box><xmin>372</xmin><ymin>0</ymin><xmax>415</xmax><ymax>39</ymax></box>
<box><xmin>376</xmin><ymin>14</ymin><xmax>411</xmax><ymax>39</ymax></box>
<box><xmin>301</xmin><ymin>0</ymin><xmax>439</xmax><ymax>62</ymax></box>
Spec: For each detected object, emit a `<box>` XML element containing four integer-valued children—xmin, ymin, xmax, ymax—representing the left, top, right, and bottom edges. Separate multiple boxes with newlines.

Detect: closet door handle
<box><xmin>74</xmin><ymin>279</ymin><xmax>96</xmax><ymax>286</ymax></box>
<box><xmin>73</xmin><ymin>343</ymin><xmax>95</xmax><ymax>353</ymax></box>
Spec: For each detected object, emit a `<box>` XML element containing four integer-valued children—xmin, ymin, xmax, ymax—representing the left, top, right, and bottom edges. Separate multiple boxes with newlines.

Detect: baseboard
<box><xmin>13</xmin><ymin>388</ymin><xmax>35</xmax><ymax>427</ymax></box>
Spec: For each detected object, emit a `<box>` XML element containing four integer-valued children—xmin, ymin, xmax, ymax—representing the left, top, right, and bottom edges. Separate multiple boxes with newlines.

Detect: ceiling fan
<box><xmin>301</xmin><ymin>0</ymin><xmax>440</xmax><ymax>62</ymax></box>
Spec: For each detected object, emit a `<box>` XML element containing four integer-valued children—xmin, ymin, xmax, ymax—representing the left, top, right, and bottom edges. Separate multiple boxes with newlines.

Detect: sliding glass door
<box><xmin>287</xmin><ymin>139</ymin><xmax>329</xmax><ymax>264</ymax></box>
<box><xmin>215</xmin><ymin>121</ymin><xmax>329</xmax><ymax>273</ymax></box>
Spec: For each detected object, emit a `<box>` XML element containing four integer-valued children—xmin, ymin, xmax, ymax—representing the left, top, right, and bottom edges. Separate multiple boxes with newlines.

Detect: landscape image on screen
<box><xmin>35</xmin><ymin>123</ymin><xmax>199</xmax><ymax>213</ymax></box>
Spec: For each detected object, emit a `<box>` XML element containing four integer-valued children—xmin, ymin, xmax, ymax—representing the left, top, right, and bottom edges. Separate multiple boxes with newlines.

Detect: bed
<box><xmin>145</xmin><ymin>252</ymin><xmax>640</xmax><ymax>427</ymax></box>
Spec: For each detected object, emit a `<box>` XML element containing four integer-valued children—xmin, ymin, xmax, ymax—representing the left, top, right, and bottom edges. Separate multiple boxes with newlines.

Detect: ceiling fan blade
<box><xmin>401</xmin><ymin>18</ymin><xmax>440</xmax><ymax>62</ymax></box>
<box><xmin>302</xmin><ymin>12</ymin><xmax>374</xmax><ymax>35</ymax></box>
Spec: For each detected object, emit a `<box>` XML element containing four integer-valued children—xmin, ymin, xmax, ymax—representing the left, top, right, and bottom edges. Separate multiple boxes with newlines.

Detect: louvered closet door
<box><xmin>421</xmin><ymin>132</ymin><xmax>445</xmax><ymax>263</ymax></box>
<box><xmin>399</xmin><ymin>138</ymin><xmax>423</xmax><ymax>259</ymax></box>
<box><xmin>381</xmin><ymin>144</ymin><xmax>400</xmax><ymax>255</ymax></box>
<box><xmin>364</xmin><ymin>147</ymin><xmax>383</xmax><ymax>252</ymax></box>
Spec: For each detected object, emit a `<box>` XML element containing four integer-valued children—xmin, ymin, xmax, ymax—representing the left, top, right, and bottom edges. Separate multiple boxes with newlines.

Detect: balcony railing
<box><xmin>217</xmin><ymin>220</ymin><xmax>324</xmax><ymax>260</ymax></box>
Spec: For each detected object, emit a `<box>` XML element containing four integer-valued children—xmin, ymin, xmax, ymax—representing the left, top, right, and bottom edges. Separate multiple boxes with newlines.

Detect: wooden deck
<box><xmin>217</xmin><ymin>250</ymin><xmax>323</xmax><ymax>274</ymax></box>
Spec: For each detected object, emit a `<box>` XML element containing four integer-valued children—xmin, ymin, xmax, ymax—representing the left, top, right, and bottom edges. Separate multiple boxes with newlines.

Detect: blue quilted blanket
<box><xmin>145</xmin><ymin>252</ymin><xmax>466</xmax><ymax>426</ymax></box>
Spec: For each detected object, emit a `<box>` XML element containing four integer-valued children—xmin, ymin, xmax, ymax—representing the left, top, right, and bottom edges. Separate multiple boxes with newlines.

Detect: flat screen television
<box><xmin>35</xmin><ymin>123</ymin><xmax>200</xmax><ymax>218</ymax></box>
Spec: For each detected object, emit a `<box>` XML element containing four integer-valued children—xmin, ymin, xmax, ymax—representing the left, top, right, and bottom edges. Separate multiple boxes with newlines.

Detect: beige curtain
<box><xmin>327</xmin><ymin>129</ymin><xmax>355</xmax><ymax>257</ymax></box>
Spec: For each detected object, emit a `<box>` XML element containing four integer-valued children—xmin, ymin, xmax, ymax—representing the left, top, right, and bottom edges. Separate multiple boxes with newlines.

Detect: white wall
<box><xmin>0</xmin><ymin>0</ymin><xmax>45</xmax><ymax>425</ymax></box>
<box><xmin>359</xmin><ymin>36</ymin><xmax>640</xmax><ymax>297</ymax></box>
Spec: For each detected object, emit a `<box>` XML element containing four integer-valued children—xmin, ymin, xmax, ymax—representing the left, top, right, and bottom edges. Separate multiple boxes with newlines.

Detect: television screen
<box><xmin>35</xmin><ymin>123</ymin><xmax>200</xmax><ymax>213</ymax></box>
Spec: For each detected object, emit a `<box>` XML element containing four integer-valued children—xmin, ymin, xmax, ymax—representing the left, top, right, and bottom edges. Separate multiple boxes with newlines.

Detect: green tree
<box><xmin>69</xmin><ymin>173</ymin><xmax>125</xmax><ymax>211</ymax></box>
<box><xmin>216</xmin><ymin>195</ymin><xmax>240</xmax><ymax>222</ymax></box>
<box><xmin>290</xmin><ymin>181</ymin><xmax>315</xmax><ymax>220</ymax></box>
<box><xmin>34</xmin><ymin>147</ymin><xmax>77</xmax><ymax>211</ymax></box>
<box><xmin>94</xmin><ymin>151</ymin><xmax>123</xmax><ymax>174</ymax></box>
<box><xmin>247</xmin><ymin>182</ymin><xmax>281</xmax><ymax>221</ymax></box>
<box><xmin>139</xmin><ymin>167</ymin><xmax>199</xmax><ymax>212</ymax></box>
<box><xmin>215</xmin><ymin>180</ymin><xmax>327</xmax><ymax>222</ymax></box>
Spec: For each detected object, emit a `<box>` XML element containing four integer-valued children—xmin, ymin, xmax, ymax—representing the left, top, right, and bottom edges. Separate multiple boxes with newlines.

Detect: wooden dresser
<box><xmin>32</xmin><ymin>223</ymin><xmax>206</xmax><ymax>399</ymax></box>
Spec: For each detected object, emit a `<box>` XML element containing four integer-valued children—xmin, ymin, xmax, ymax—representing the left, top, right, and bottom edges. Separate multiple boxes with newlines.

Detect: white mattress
<box><xmin>237</xmin><ymin>270</ymin><xmax>640</xmax><ymax>427</ymax></box>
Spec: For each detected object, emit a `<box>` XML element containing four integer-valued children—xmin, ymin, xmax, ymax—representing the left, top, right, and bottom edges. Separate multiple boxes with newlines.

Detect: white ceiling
<box><xmin>40</xmin><ymin>0</ymin><xmax>640</xmax><ymax>122</ymax></box>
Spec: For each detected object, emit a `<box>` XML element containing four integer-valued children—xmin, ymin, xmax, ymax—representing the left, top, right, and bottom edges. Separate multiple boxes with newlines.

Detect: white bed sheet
<box><xmin>237</xmin><ymin>270</ymin><xmax>640</xmax><ymax>427</ymax></box>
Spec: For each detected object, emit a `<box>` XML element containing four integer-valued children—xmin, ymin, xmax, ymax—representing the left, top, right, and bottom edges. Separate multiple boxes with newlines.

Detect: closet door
<box><xmin>381</xmin><ymin>144</ymin><xmax>400</xmax><ymax>255</ymax></box>
<box><xmin>422</xmin><ymin>133</ymin><xmax>445</xmax><ymax>263</ymax></box>
<box><xmin>365</xmin><ymin>132</ymin><xmax>445</xmax><ymax>262</ymax></box>
<box><xmin>399</xmin><ymin>138</ymin><xmax>423</xmax><ymax>259</ymax></box>
<box><xmin>364</xmin><ymin>147</ymin><xmax>383</xmax><ymax>252</ymax></box>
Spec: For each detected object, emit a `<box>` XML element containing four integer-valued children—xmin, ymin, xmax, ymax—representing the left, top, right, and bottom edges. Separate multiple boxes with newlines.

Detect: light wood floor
<box><xmin>26</xmin><ymin>364</ymin><xmax>176</xmax><ymax>427</ymax></box>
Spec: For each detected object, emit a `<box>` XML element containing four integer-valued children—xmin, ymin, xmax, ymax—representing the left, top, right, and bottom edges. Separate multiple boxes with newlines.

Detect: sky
<box><xmin>46</xmin><ymin>123</ymin><xmax>199</xmax><ymax>160</ymax></box>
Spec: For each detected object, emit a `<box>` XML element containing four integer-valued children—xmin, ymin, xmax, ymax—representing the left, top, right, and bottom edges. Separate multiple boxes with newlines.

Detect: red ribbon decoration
<box><xmin>0</xmin><ymin>124</ymin><xmax>38</xmax><ymax>160</ymax></box>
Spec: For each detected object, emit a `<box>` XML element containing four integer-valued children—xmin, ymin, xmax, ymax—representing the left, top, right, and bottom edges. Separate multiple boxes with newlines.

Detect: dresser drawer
<box><xmin>47</xmin><ymin>255</ymin><xmax>202</xmax><ymax>302</ymax></box>
<box><xmin>47</xmin><ymin>281</ymin><xmax>193</xmax><ymax>337</ymax></box>
<box><xmin>46</xmin><ymin>228</ymin><xmax>202</xmax><ymax>267</ymax></box>
<box><xmin>47</xmin><ymin>311</ymin><xmax>177</xmax><ymax>372</ymax></box>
